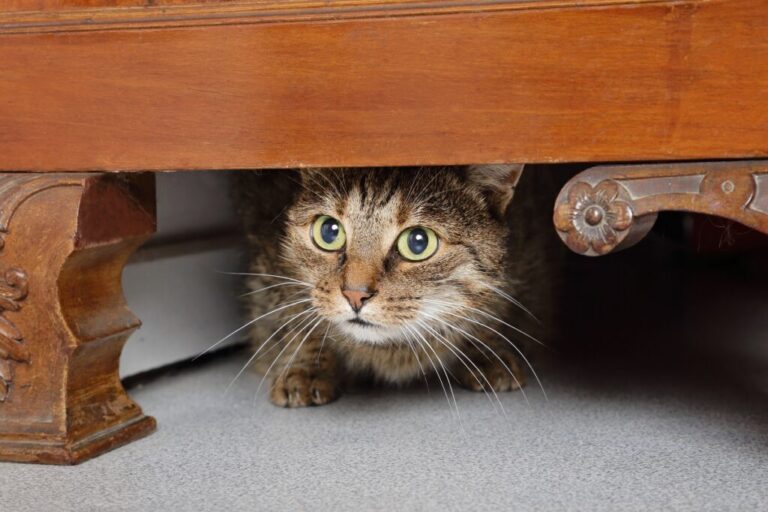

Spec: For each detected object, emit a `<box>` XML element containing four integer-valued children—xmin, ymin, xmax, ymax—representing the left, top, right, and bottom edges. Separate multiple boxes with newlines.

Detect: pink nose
<box><xmin>342</xmin><ymin>289</ymin><xmax>374</xmax><ymax>312</ymax></box>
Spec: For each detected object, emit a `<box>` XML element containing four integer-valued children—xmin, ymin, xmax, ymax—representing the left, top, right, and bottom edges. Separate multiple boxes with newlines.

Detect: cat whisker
<box><xmin>254</xmin><ymin>312</ymin><xmax>322</xmax><ymax>401</ymax></box>
<box><xmin>332</xmin><ymin>169</ymin><xmax>350</xmax><ymax>199</ymax></box>
<box><xmin>415</xmin><ymin>319</ymin><xmax>506</xmax><ymax>415</ymax></box>
<box><xmin>316</xmin><ymin>322</ymin><xmax>332</xmax><ymax>367</ymax></box>
<box><xmin>408</xmin><ymin>170</ymin><xmax>443</xmax><ymax>205</ymax></box>
<box><xmin>281</xmin><ymin>287</ymin><xmax>317</xmax><ymax>303</ymax></box>
<box><xmin>225</xmin><ymin>307</ymin><xmax>317</xmax><ymax>392</ymax></box>
<box><xmin>309</xmin><ymin>169</ymin><xmax>340</xmax><ymax>198</ymax></box>
<box><xmin>422</xmin><ymin>321</ymin><xmax>510</xmax><ymax>414</ymax></box>
<box><xmin>415</xmin><ymin>321</ymin><xmax>484</xmax><ymax>387</ymax></box>
<box><xmin>407</xmin><ymin>325</ymin><xmax>462</xmax><ymax>424</ymax></box>
<box><xmin>249</xmin><ymin>310</ymin><xmax>320</xmax><ymax>365</ymax></box>
<box><xmin>296</xmin><ymin>175</ymin><xmax>334</xmax><ymax>203</ymax></box>
<box><xmin>482</xmin><ymin>284</ymin><xmax>541</xmax><ymax>324</ymax></box>
<box><xmin>304</xmin><ymin>169</ymin><xmax>346</xmax><ymax>206</ymax></box>
<box><xmin>238</xmin><ymin>281</ymin><xmax>311</xmax><ymax>298</ymax></box>
<box><xmin>423</xmin><ymin>298</ymin><xmax>546</xmax><ymax>348</ymax></box>
<box><xmin>218</xmin><ymin>271</ymin><xmax>312</xmax><ymax>287</ymax></box>
<box><xmin>270</xmin><ymin>309</ymin><xmax>321</xmax><ymax>350</ymax></box>
<box><xmin>404</xmin><ymin>325</ymin><xmax>453</xmax><ymax>417</ymax></box>
<box><xmin>430</xmin><ymin>307</ymin><xmax>548</xmax><ymax>401</ymax></box>
<box><xmin>195</xmin><ymin>297</ymin><xmax>313</xmax><ymax>360</ymax></box>
<box><xmin>420</xmin><ymin>311</ymin><xmax>530</xmax><ymax>406</ymax></box>
<box><xmin>399</xmin><ymin>327</ymin><xmax>430</xmax><ymax>391</ymax></box>
<box><xmin>274</xmin><ymin>317</ymin><xmax>325</xmax><ymax>391</ymax></box>
<box><xmin>402</xmin><ymin>168</ymin><xmax>422</xmax><ymax>205</ymax></box>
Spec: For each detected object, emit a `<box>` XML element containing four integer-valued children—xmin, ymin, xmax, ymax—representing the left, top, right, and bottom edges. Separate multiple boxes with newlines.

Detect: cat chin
<box><xmin>334</xmin><ymin>320</ymin><xmax>404</xmax><ymax>345</ymax></box>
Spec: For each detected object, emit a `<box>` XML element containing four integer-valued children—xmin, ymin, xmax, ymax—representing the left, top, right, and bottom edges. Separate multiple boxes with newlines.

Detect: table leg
<box><xmin>0</xmin><ymin>173</ymin><xmax>156</xmax><ymax>464</ymax></box>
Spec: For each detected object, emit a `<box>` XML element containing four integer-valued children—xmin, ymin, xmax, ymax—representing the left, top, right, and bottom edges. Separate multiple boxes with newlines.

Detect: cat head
<box><xmin>281</xmin><ymin>165</ymin><xmax>522</xmax><ymax>344</ymax></box>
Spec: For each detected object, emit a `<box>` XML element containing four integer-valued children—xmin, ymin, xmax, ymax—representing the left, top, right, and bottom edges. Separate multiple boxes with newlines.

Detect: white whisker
<box><xmin>421</xmin><ymin>311</ymin><xmax>530</xmax><ymax>406</ymax></box>
<box><xmin>275</xmin><ymin>318</ymin><xmax>324</xmax><ymax>388</ymax></box>
<box><xmin>416</xmin><ymin>319</ymin><xmax>505</xmax><ymax>414</ymax></box>
<box><xmin>218</xmin><ymin>271</ymin><xmax>312</xmax><ymax>287</ymax></box>
<box><xmin>408</xmin><ymin>325</ymin><xmax>462</xmax><ymax>424</ymax></box>
<box><xmin>316</xmin><ymin>322</ymin><xmax>332</xmax><ymax>366</ymax></box>
<box><xmin>254</xmin><ymin>313</ymin><xmax>321</xmax><ymax>400</ymax></box>
<box><xmin>239</xmin><ymin>281</ymin><xmax>311</xmax><ymax>298</ymax></box>
<box><xmin>432</xmin><ymin>308</ymin><xmax>547</xmax><ymax>401</ymax></box>
<box><xmin>483</xmin><ymin>284</ymin><xmax>541</xmax><ymax>324</ymax></box>
<box><xmin>195</xmin><ymin>297</ymin><xmax>312</xmax><ymax>360</ymax></box>
<box><xmin>225</xmin><ymin>308</ymin><xmax>316</xmax><ymax>392</ymax></box>
<box><xmin>250</xmin><ymin>311</ymin><xmax>319</xmax><ymax>364</ymax></box>
<box><xmin>399</xmin><ymin>328</ymin><xmax>429</xmax><ymax>390</ymax></box>
<box><xmin>424</xmin><ymin>298</ymin><xmax>545</xmax><ymax>348</ymax></box>
<box><xmin>404</xmin><ymin>325</ymin><xmax>452</xmax><ymax>414</ymax></box>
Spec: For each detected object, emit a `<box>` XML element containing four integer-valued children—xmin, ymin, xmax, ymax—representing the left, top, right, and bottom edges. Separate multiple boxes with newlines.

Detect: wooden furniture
<box><xmin>0</xmin><ymin>174</ymin><xmax>156</xmax><ymax>464</ymax></box>
<box><xmin>1</xmin><ymin>0</ymin><xmax>766</xmax><ymax>464</ymax></box>
<box><xmin>554</xmin><ymin>161</ymin><xmax>768</xmax><ymax>256</ymax></box>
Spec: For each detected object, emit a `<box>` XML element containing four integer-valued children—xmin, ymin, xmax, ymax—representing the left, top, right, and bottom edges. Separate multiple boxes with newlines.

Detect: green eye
<box><xmin>312</xmin><ymin>215</ymin><xmax>346</xmax><ymax>251</ymax></box>
<box><xmin>397</xmin><ymin>226</ymin><xmax>439</xmax><ymax>261</ymax></box>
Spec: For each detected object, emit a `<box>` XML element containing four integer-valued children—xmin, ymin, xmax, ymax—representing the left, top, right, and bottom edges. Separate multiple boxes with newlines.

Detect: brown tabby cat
<box><xmin>234</xmin><ymin>165</ymin><xmax>556</xmax><ymax>407</ymax></box>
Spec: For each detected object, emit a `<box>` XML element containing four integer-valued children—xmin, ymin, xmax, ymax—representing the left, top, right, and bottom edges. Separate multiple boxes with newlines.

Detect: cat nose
<box><xmin>342</xmin><ymin>288</ymin><xmax>375</xmax><ymax>313</ymax></box>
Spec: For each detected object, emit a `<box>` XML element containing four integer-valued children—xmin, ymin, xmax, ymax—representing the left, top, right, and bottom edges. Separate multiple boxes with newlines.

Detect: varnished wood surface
<box><xmin>1</xmin><ymin>0</ymin><xmax>620</xmax><ymax>16</ymax></box>
<box><xmin>4</xmin><ymin>0</ymin><xmax>231</xmax><ymax>10</ymax></box>
<box><xmin>0</xmin><ymin>173</ymin><xmax>156</xmax><ymax>464</ymax></box>
<box><xmin>0</xmin><ymin>0</ymin><xmax>766</xmax><ymax>171</ymax></box>
<box><xmin>553</xmin><ymin>160</ymin><xmax>768</xmax><ymax>256</ymax></box>
<box><xmin>0</xmin><ymin>0</ymin><xmax>672</xmax><ymax>34</ymax></box>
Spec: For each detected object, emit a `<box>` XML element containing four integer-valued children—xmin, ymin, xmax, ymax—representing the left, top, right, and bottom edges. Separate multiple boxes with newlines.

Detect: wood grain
<box><xmin>0</xmin><ymin>173</ymin><xmax>156</xmax><ymax>464</ymax></box>
<box><xmin>0</xmin><ymin>0</ymin><xmax>657</xmax><ymax>31</ymax></box>
<box><xmin>0</xmin><ymin>0</ymin><xmax>631</xmax><ymax>18</ymax></box>
<box><xmin>0</xmin><ymin>0</ymin><xmax>766</xmax><ymax>171</ymax></box>
<box><xmin>554</xmin><ymin>160</ymin><xmax>768</xmax><ymax>256</ymax></box>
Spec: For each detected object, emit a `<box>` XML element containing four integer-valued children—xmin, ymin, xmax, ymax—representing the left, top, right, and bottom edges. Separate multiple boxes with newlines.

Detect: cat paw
<box><xmin>456</xmin><ymin>352</ymin><xmax>526</xmax><ymax>392</ymax></box>
<box><xmin>269</xmin><ymin>368</ymin><xmax>339</xmax><ymax>407</ymax></box>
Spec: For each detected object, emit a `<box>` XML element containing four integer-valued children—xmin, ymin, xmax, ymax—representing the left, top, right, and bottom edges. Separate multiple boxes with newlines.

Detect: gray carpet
<box><xmin>3</xmin><ymin>350</ymin><xmax>768</xmax><ymax>512</ymax></box>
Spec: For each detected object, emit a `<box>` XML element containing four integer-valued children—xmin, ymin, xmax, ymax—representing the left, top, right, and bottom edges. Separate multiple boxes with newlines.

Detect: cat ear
<box><xmin>466</xmin><ymin>164</ymin><xmax>525</xmax><ymax>218</ymax></box>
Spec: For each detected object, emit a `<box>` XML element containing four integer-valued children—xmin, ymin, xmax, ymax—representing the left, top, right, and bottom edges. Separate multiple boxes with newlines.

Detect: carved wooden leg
<box><xmin>0</xmin><ymin>173</ymin><xmax>156</xmax><ymax>464</ymax></box>
<box><xmin>553</xmin><ymin>160</ymin><xmax>768</xmax><ymax>256</ymax></box>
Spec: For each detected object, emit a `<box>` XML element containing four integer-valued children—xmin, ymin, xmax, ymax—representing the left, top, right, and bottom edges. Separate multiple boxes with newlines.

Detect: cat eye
<box><xmin>396</xmin><ymin>226</ymin><xmax>439</xmax><ymax>261</ymax></box>
<box><xmin>311</xmin><ymin>215</ymin><xmax>346</xmax><ymax>251</ymax></box>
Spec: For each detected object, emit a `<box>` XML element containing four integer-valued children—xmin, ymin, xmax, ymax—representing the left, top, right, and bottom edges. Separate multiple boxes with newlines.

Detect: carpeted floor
<box><xmin>4</xmin><ymin>234</ymin><xmax>768</xmax><ymax>511</ymax></box>
<box><xmin>3</xmin><ymin>349</ymin><xmax>768</xmax><ymax>512</ymax></box>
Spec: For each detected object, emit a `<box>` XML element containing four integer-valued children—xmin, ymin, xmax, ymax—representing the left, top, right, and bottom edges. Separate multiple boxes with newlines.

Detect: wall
<box><xmin>120</xmin><ymin>172</ymin><xmax>246</xmax><ymax>377</ymax></box>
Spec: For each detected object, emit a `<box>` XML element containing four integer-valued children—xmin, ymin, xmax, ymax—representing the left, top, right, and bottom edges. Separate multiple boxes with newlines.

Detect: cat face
<box><xmin>281</xmin><ymin>166</ymin><xmax>521</xmax><ymax>345</ymax></box>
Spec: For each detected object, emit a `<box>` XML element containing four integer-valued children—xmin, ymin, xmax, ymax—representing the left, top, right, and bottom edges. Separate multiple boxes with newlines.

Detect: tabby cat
<box><xmin>234</xmin><ymin>165</ymin><xmax>556</xmax><ymax>407</ymax></box>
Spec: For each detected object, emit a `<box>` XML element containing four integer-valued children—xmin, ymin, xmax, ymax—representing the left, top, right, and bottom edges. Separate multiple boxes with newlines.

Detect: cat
<box><xmin>233</xmin><ymin>165</ymin><xmax>558</xmax><ymax>407</ymax></box>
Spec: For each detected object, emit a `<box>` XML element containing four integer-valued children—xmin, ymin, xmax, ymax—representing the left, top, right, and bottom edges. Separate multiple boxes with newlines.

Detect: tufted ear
<box><xmin>466</xmin><ymin>164</ymin><xmax>525</xmax><ymax>218</ymax></box>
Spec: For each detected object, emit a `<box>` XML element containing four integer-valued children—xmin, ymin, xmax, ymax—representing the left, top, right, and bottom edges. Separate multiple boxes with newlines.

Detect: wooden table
<box><xmin>1</xmin><ymin>0</ymin><xmax>766</xmax><ymax>464</ymax></box>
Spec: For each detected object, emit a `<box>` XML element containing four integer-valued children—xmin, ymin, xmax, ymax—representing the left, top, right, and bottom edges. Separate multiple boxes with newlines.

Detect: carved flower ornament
<box><xmin>0</xmin><ymin>267</ymin><xmax>30</xmax><ymax>402</ymax></box>
<box><xmin>554</xmin><ymin>180</ymin><xmax>633</xmax><ymax>255</ymax></box>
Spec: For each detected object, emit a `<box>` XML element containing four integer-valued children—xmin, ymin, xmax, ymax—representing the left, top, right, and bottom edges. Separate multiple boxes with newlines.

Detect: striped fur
<box><xmin>234</xmin><ymin>166</ymin><xmax>555</xmax><ymax>407</ymax></box>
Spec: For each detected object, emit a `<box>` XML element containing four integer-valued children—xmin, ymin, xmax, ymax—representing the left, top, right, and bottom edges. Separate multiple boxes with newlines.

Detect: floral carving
<box><xmin>0</xmin><ymin>267</ymin><xmax>30</xmax><ymax>402</ymax></box>
<box><xmin>554</xmin><ymin>180</ymin><xmax>633</xmax><ymax>255</ymax></box>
